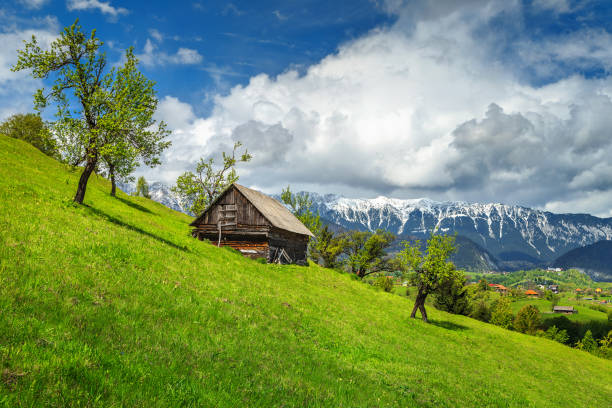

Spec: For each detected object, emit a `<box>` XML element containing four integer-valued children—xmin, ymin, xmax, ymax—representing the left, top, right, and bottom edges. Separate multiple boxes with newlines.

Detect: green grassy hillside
<box><xmin>1</xmin><ymin>135</ymin><xmax>611</xmax><ymax>407</ymax></box>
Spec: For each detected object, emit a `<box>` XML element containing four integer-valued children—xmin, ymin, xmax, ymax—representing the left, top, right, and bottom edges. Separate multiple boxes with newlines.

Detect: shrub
<box><xmin>434</xmin><ymin>275</ymin><xmax>471</xmax><ymax>316</ymax></box>
<box><xmin>490</xmin><ymin>297</ymin><xmax>514</xmax><ymax>329</ymax></box>
<box><xmin>376</xmin><ymin>275</ymin><xmax>394</xmax><ymax>292</ymax></box>
<box><xmin>576</xmin><ymin>330</ymin><xmax>598</xmax><ymax>353</ymax></box>
<box><xmin>514</xmin><ymin>305</ymin><xmax>541</xmax><ymax>334</ymax></box>
<box><xmin>539</xmin><ymin>325</ymin><xmax>569</xmax><ymax>344</ymax></box>
<box><xmin>255</xmin><ymin>257</ymin><xmax>267</xmax><ymax>264</ymax></box>
<box><xmin>470</xmin><ymin>299</ymin><xmax>491</xmax><ymax>323</ymax></box>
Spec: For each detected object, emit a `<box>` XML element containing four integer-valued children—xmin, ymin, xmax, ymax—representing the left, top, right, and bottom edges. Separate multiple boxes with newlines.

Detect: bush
<box><xmin>514</xmin><ymin>305</ymin><xmax>541</xmax><ymax>334</ymax></box>
<box><xmin>376</xmin><ymin>275</ymin><xmax>394</xmax><ymax>292</ymax></box>
<box><xmin>255</xmin><ymin>257</ymin><xmax>267</xmax><ymax>264</ymax></box>
<box><xmin>434</xmin><ymin>275</ymin><xmax>471</xmax><ymax>316</ymax></box>
<box><xmin>539</xmin><ymin>325</ymin><xmax>569</xmax><ymax>344</ymax></box>
<box><xmin>576</xmin><ymin>330</ymin><xmax>598</xmax><ymax>353</ymax></box>
<box><xmin>470</xmin><ymin>299</ymin><xmax>491</xmax><ymax>323</ymax></box>
<box><xmin>490</xmin><ymin>297</ymin><xmax>514</xmax><ymax>329</ymax></box>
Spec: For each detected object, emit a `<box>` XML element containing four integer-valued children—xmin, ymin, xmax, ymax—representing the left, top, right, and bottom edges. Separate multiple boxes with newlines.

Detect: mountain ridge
<box><xmin>128</xmin><ymin>182</ymin><xmax>612</xmax><ymax>276</ymax></box>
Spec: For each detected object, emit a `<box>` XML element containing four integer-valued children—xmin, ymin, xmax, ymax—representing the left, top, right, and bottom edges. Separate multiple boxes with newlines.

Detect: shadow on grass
<box><xmin>83</xmin><ymin>205</ymin><xmax>188</xmax><ymax>252</ymax></box>
<box><xmin>114</xmin><ymin>195</ymin><xmax>152</xmax><ymax>214</ymax></box>
<box><xmin>429</xmin><ymin>319</ymin><xmax>469</xmax><ymax>331</ymax></box>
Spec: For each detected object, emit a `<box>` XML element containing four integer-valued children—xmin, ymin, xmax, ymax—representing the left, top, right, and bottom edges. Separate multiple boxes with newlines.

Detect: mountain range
<box><xmin>120</xmin><ymin>182</ymin><xmax>612</xmax><ymax>280</ymax></box>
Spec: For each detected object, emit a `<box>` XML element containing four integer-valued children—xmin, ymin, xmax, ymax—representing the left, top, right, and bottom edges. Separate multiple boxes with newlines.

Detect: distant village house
<box><xmin>553</xmin><ymin>306</ymin><xmax>577</xmax><ymax>314</ymax></box>
<box><xmin>190</xmin><ymin>183</ymin><xmax>313</xmax><ymax>264</ymax></box>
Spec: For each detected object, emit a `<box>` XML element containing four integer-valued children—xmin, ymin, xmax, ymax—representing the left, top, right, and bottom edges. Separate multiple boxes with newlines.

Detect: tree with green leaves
<box><xmin>100</xmin><ymin>48</ymin><xmax>170</xmax><ymax>196</ymax></box>
<box><xmin>13</xmin><ymin>20</ymin><xmax>169</xmax><ymax>204</ymax></box>
<box><xmin>281</xmin><ymin>186</ymin><xmax>321</xmax><ymax>236</ymax></box>
<box><xmin>576</xmin><ymin>329</ymin><xmax>598</xmax><ymax>353</ymax></box>
<box><xmin>433</xmin><ymin>273</ymin><xmax>471</xmax><ymax>316</ymax></box>
<box><xmin>135</xmin><ymin>176</ymin><xmax>150</xmax><ymax>198</ymax></box>
<box><xmin>514</xmin><ymin>305</ymin><xmax>541</xmax><ymax>334</ymax></box>
<box><xmin>396</xmin><ymin>234</ymin><xmax>458</xmax><ymax>322</ymax></box>
<box><xmin>172</xmin><ymin>141</ymin><xmax>252</xmax><ymax>215</ymax></box>
<box><xmin>310</xmin><ymin>225</ymin><xmax>345</xmax><ymax>268</ymax></box>
<box><xmin>477</xmin><ymin>278</ymin><xmax>490</xmax><ymax>292</ymax></box>
<box><xmin>0</xmin><ymin>113</ymin><xmax>58</xmax><ymax>158</ymax></box>
<box><xmin>342</xmin><ymin>229</ymin><xmax>395</xmax><ymax>279</ymax></box>
<box><xmin>490</xmin><ymin>297</ymin><xmax>514</xmax><ymax>329</ymax></box>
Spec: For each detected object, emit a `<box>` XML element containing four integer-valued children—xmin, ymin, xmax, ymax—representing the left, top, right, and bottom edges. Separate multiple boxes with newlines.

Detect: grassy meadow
<box><xmin>1</xmin><ymin>135</ymin><xmax>611</xmax><ymax>407</ymax></box>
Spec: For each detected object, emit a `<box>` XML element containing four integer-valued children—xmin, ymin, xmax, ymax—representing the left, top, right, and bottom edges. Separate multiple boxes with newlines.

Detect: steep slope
<box><xmin>553</xmin><ymin>240</ymin><xmax>612</xmax><ymax>281</ymax></box>
<box><xmin>1</xmin><ymin>135</ymin><xmax>611</xmax><ymax>407</ymax></box>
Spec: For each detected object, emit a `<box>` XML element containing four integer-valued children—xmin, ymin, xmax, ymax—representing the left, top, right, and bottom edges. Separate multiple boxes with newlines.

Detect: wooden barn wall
<box><xmin>269</xmin><ymin>228</ymin><xmax>309</xmax><ymax>263</ymax></box>
<box><xmin>195</xmin><ymin>232</ymin><xmax>270</xmax><ymax>260</ymax></box>
<box><xmin>197</xmin><ymin>187</ymin><xmax>269</xmax><ymax>227</ymax></box>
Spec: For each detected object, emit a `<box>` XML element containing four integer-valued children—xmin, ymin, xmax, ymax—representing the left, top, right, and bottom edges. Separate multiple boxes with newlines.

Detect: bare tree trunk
<box><xmin>109</xmin><ymin>164</ymin><xmax>116</xmax><ymax>197</ymax></box>
<box><xmin>410</xmin><ymin>289</ymin><xmax>429</xmax><ymax>322</ymax></box>
<box><xmin>73</xmin><ymin>156</ymin><xmax>97</xmax><ymax>204</ymax></box>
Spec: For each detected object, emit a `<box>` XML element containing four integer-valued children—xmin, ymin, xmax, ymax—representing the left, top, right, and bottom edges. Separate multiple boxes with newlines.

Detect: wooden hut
<box><xmin>190</xmin><ymin>183</ymin><xmax>314</xmax><ymax>264</ymax></box>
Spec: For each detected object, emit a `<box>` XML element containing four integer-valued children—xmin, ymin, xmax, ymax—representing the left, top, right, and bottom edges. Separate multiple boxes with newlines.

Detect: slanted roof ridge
<box><xmin>233</xmin><ymin>183</ymin><xmax>314</xmax><ymax>237</ymax></box>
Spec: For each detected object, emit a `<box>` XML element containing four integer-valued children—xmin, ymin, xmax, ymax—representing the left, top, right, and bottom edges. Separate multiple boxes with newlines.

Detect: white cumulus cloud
<box><xmin>66</xmin><ymin>0</ymin><xmax>129</xmax><ymax>18</ymax></box>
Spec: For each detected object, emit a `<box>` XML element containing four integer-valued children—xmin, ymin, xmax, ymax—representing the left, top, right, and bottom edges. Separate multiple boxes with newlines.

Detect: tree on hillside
<box><xmin>310</xmin><ymin>225</ymin><xmax>345</xmax><ymax>268</ymax></box>
<box><xmin>478</xmin><ymin>278</ymin><xmax>490</xmax><ymax>292</ymax></box>
<box><xmin>135</xmin><ymin>176</ymin><xmax>150</xmax><ymax>198</ymax></box>
<box><xmin>172</xmin><ymin>141</ymin><xmax>252</xmax><ymax>215</ymax></box>
<box><xmin>396</xmin><ymin>234</ymin><xmax>458</xmax><ymax>322</ymax></box>
<box><xmin>433</xmin><ymin>273</ymin><xmax>471</xmax><ymax>316</ymax></box>
<box><xmin>281</xmin><ymin>186</ymin><xmax>322</xmax><ymax>237</ymax></box>
<box><xmin>490</xmin><ymin>297</ymin><xmax>514</xmax><ymax>329</ymax></box>
<box><xmin>0</xmin><ymin>113</ymin><xmax>58</xmax><ymax>158</ymax></box>
<box><xmin>342</xmin><ymin>229</ymin><xmax>395</xmax><ymax>278</ymax></box>
<box><xmin>13</xmin><ymin>20</ymin><xmax>168</xmax><ymax>204</ymax></box>
<box><xmin>576</xmin><ymin>329</ymin><xmax>598</xmax><ymax>353</ymax></box>
<box><xmin>100</xmin><ymin>48</ymin><xmax>170</xmax><ymax>197</ymax></box>
<box><xmin>514</xmin><ymin>305</ymin><xmax>540</xmax><ymax>334</ymax></box>
<box><xmin>281</xmin><ymin>186</ymin><xmax>322</xmax><ymax>256</ymax></box>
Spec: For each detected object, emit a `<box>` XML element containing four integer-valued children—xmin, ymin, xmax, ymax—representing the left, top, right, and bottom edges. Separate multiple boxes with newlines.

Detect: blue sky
<box><xmin>3</xmin><ymin>0</ymin><xmax>612</xmax><ymax>217</ymax></box>
<box><xmin>4</xmin><ymin>0</ymin><xmax>393</xmax><ymax>116</ymax></box>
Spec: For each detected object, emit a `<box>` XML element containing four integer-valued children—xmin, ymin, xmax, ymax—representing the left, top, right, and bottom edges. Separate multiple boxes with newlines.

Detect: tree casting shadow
<box><xmin>429</xmin><ymin>319</ymin><xmax>469</xmax><ymax>331</ymax></box>
<box><xmin>83</xmin><ymin>205</ymin><xmax>188</xmax><ymax>252</ymax></box>
<box><xmin>114</xmin><ymin>195</ymin><xmax>152</xmax><ymax>214</ymax></box>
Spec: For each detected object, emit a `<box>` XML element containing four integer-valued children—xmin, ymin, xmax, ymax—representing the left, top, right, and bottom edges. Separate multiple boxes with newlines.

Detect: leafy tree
<box><xmin>541</xmin><ymin>326</ymin><xmax>569</xmax><ymax>344</ymax></box>
<box><xmin>13</xmin><ymin>20</ymin><xmax>168</xmax><ymax>204</ymax></box>
<box><xmin>477</xmin><ymin>278</ymin><xmax>490</xmax><ymax>292</ymax></box>
<box><xmin>576</xmin><ymin>329</ymin><xmax>598</xmax><ymax>353</ymax></box>
<box><xmin>470</xmin><ymin>299</ymin><xmax>491</xmax><ymax>322</ymax></box>
<box><xmin>135</xmin><ymin>176</ymin><xmax>150</xmax><ymax>198</ymax></box>
<box><xmin>172</xmin><ymin>141</ymin><xmax>251</xmax><ymax>215</ymax></box>
<box><xmin>396</xmin><ymin>234</ymin><xmax>457</xmax><ymax>322</ymax></box>
<box><xmin>490</xmin><ymin>297</ymin><xmax>514</xmax><ymax>329</ymax></box>
<box><xmin>0</xmin><ymin>113</ymin><xmax>58</xmax><ymax>158</ymax></box>
<box><xmin>100</xmin><ymin>48</ymin><xmax>170</xmax><ymax>196</ymax></box>
<box><xmin>343</xmin><ymin>229</ymin><xmax>395</xmax><ymax>279</ymax></box>
<box><xmin>281</xmin><ymin>186</ymin><xmax>322</xmax><ymax>255</ymax></box>
<box><xmin>433</xmin><ymin>273</ymin><xmax>471</xmax><ymax>315</ymax></box>
<box><xmin>310</xmin><ymin>225</ymin><xmax>345</xmax><ymax>268</ymax></box>
<box><xmin>376</xmin><ymin>275</ymin><xmax>394</xmax><ymax>292</ymax></box>
<box><xmin>514</xmin><ymin>305</ymin><xmax>541</xmax><ymax>334</ymax></box>
<box><xmin>599</xmin><ymin>330</ymin><xmax>612</xmax><ymax>358</ymax></box>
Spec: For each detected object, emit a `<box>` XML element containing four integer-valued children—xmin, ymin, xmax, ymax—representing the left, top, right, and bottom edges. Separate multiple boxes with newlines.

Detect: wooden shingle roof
<box><xmin>190</xmin><ymin>183</ymin><xmax>314</xmax><ymax>237</ymax></box>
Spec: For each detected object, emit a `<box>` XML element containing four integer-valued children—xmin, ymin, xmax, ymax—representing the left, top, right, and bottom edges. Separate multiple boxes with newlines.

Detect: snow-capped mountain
<box><xmin>117</xmin><ymin>181</ymin><xmax>193</xmax><ymax>215</ymax></box>
<box><xmin>308</xmin><ymin>193</ymin><xmax>612</xmax><ymax>264</ymax></box>
<box><xmin>121</xmin><ymin>181</ymin><xmax>612</xmax><ymax>272</ymax></box>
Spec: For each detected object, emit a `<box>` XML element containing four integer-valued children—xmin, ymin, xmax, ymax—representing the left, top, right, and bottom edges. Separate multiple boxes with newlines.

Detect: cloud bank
<box><xmin>145</xmin><ymin>0</ymin><xmax>612</xmax><ymax>217</ymax></box>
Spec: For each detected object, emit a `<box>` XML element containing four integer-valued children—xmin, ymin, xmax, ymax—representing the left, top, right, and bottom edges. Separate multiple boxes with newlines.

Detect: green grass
<box><xmin>510</xmin><ymin>299</ymin><xmax>610</xmax><ymax>324</ymax></box>
<box><xmin>1</xmin><ymin>135</ymin><xmax>611</xmax><ymax>407</ymax></box>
